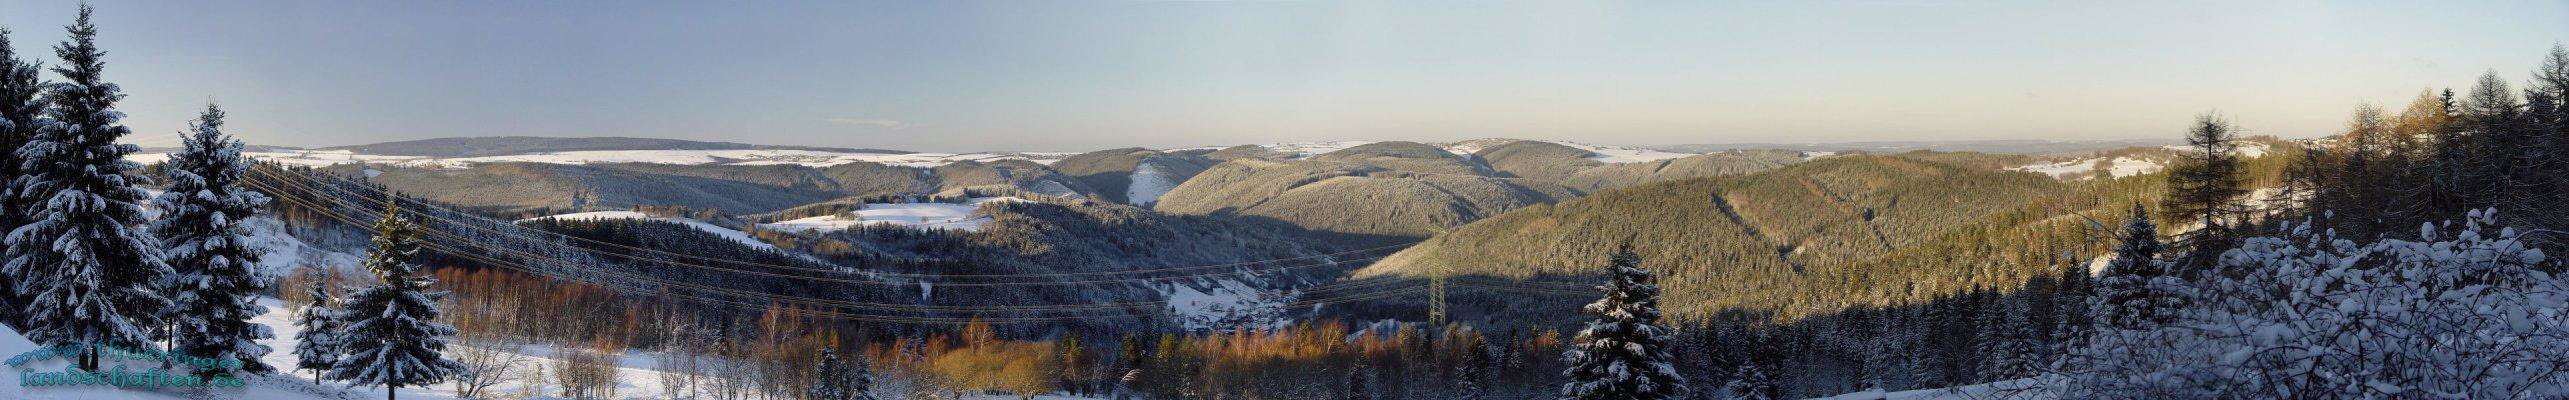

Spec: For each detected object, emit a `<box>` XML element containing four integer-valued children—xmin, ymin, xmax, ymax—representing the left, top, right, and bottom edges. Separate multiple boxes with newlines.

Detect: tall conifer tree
<box><xmin>2162</xmin><ymin>113</ymin><xmax>2247</xmax><ymax>271</ymax></box>
<box><xmin>154</xmin><ymin>103</ymin><xmax>275</xmax><ymax>377</ymax></box>
<box><xmin>2096</xmin><ymin>203</ymin><xmax>2169</xmax><ymax>330</ymax></box>
<box><xmin>3</xmin><ymin>6</ymin><xmax>171</xmax><ymax>371</ymax></box>
<box><xmin>0</xmin><ymin>27</ymin><xmax>46</xmax><ymax>330</ymax></box>
<box><xmin>1561</xmin><ymin>245</ymin><xmax>1685</xmax><ymax>399</ymax></box>
<box><xmin>328</xmin><ymin>205</ymin><xmax>464</xmax><ymax>400</ymax></box>
<box><xmin>811</xmin><ymin>348</ymin><xmax>855</xmax><ymax>400</ymax></box>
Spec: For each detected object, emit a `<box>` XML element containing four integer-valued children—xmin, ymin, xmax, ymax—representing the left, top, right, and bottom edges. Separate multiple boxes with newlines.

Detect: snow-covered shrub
<box><xmin>2066</xmin><ymin>209</ymin><xmax>2568</xmax><ymax>398</ymax></box>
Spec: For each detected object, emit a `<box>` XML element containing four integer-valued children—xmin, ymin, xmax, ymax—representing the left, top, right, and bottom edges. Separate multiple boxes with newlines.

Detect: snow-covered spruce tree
<box><xmin>1560</xmin><ymin>245</ymin><xmax>1686</xmax><ymax>400</ymax></box>
<box><xmin>2065</xmin><ymin>209</ymin><xmax>2569</xmax><ymax>398</ymax></box>
<box><xmin>1724</xmin><ymin>360</ymin><xmax>1777</xmax><ymax>400</ymax></box>
<box><xmin>328</xmin><ymin>205</ymin><xmax>465</xmax><ymax>400</ymax></box>
<box><xmin>811</xmin><ymin>348</ymin><xmax>870</xmax><ymax>400</ymax></box>
<box><xmin>3</xmin><ymin>6</ymin><xmax>172</xmax><ymax>371</ymax></box>
<box><xmin>0</xmin><ymin>27</ymin><xmax>47</xmax><ymax>331</ymax></box>
<box><xmin>1974</xmin><ymin>296</ymin><xmax>2039</xmax><ymax>382</ymax></box>
<box><xmin>850</xmin><ymin>349</ymin><xmax>876</xmax><ymax>400</ymax></box>
<box><xmin>153</xmin><ymin>103</ymin><xmax>275</xmax><ymax>377</ymax></box>
<box><xmin>292</xmin><ymin>277</ymin><xmax>343</xmax><ymax>384</ymax></box>
<box><xmin>2093</xmin><ymin>203</ymin><xmax>2169</xmax><ymax>330</ymax></box>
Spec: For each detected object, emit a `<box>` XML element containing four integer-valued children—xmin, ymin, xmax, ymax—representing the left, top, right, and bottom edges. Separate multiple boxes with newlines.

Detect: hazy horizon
<box><xmin>2</xmin><ymin>1</ymin><xmax>2563</xmax><ymax>152</ymax></box>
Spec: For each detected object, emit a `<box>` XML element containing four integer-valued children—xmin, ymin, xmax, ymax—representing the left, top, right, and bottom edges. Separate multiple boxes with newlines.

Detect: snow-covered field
<box><xmin>125</xmin><ymin>148</ymin><xmax>1068</xmax><ymax>169</ymax></box>
<box><xmin>1554</xmin><ymin>141</ymin><xmax>1694</xmax><ymax>163</ymax></box>
<box><xmin>1161</xmin><ymin>279</ymin><xmax>1292</xmax><ymax>331</ymax></box>
<box><xmin>2011</xmin><ymin>141</ymin><xmax>2275</xmax><ymax>180</ymax></box>
<box><xmin>0</xmin><ymin>302</ymin><xmax>367</xmax><ymax>400</ymax></box>
<box><xmin>2010</xmin><ymin>156</ymin><xmax>2166</xmax><ymax>179</ymax></box>
<box><xmin>758</xmin><ymin>197</ymin><xmax>1026</xmax><ymax>233</ymax></box>
<box><xmin>1126</xmin><ymin>162</ymin><xmax>1178</xmax><ymax>206</ymax></box>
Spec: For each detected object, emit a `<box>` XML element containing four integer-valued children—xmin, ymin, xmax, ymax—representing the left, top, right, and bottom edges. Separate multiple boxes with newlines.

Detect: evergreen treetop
<box><xmin>327</xmin><ymin>205</ymin><xmax>465</xmax><ymax>397</ymax></box>
<box><xmin>1561</xmin><ymin>244</ymin><xmax>1686</xmax><ymax>400</ymax></box>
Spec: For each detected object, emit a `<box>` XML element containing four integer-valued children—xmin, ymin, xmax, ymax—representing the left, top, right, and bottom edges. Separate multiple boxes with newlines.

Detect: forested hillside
<box><xmin>331</xmin><ymin>158</ymin><xmax>1102</xmax><ymax>216</ymax></box>
<box><xmin>1354</xmin><ymin>152</ymin><xmax>2156</xmax><ymax>321</ymax></box>
<box><xmin>1152</xmin><ymin>144</ymin><xmax>1582</xmax><ymax>239</ymax></box>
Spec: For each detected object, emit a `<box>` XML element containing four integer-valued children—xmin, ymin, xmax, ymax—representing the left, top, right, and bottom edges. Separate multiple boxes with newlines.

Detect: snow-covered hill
<box><xmin>2009</xmin><ymin>141</ymin><xmax>2275</xmax><ymax>180</ymax></box>
<box><xmin>1125</xmin><ymin>162</ymin><xmax>1180</xmax><ymax>207</ymax></box>
<box><xmin>1187</xmin><ymin>138</ymin><xmax>1699</xmax><ymax>163</ymax></box>
<box><xmin>758</xmin><ymin>197</ymin><xmax>1028</xmax><ymax>233</ymax></box>
<box><xmin>2009</xmin><ymin>156</ymin><xmax>2165</xmax><ymax>179</ymax></box>
<box><xmin>127</xmin><ymin>148</ymin><xmax>1070</xmax><ymax>169</ymax></box>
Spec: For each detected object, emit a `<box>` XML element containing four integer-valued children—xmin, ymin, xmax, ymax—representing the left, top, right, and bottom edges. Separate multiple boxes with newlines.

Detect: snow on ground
<box><xmin>239</xmin><ymin>216</ymin><xmax>368</xmax><ymax>281</ymax></box>
<box><xmin>1</xmin><ymin>308</ymin><xmax>365</xmax><ymax>400</ymax></box>
<box><xmin>139</xmin><ymin>192</ymin><xmax>365</xmax><ymax>284</ymax></box>
<box><xmin>2103</xmin><ymin>157</ymin><xmax>2163</xmax><ymax>178</ymax></box>
<box><xmin>2011</xmin><ymin>158</ymin><xmax>2103</xmax><ymax>178</ymax></box>
<box><xmin>1439</xmin><ymin>138</ymin><xmax>1698</xmax><ymax>163</ymax></box>
<box><xmin>2164</xmin><ymin>141</ymin><xmax>2271</xmax><ymax>158</ymax></box>
<box><xmin>522</xmin><ymin>211</ymin><xmax>782</xmax><ymax>251</ymax></box>
<box><xmin>1810</xmin><ymin>378</ymin><xmax>2052</xmax><ymax>399</ymax></box>
<box><xmin>1188</xmin><ymin>138</ymin><xmax>1700</xmax><ymax>163</ymax></box>
<box><xmin>1558</xmin><ymin>141</ymin><xmax>1693</xmax><ymax>163</ymax></box>
<box><xmin>1258</xmin><ymin>140</ymin><xmax>1379</xmax><ymax>159</ymax></box>
<box><xmin>2010</xmin><ymin>156</ymin><xmax>2164</xmax><ymax>180</ymax></box>
<box><xmin>1126</xmin><ymin>162</ymin><xmax>1178</xmax><ymax>206</ymax></box>
<box><xmin>1162</xmin><ymin>279</ymin><xmax>1293</xmax><ymax>331</ymax></box>
<box><xmin>246</xmin><ymin>297</ymin><xmax>704</xmax><ymax>400</ymax></box>
<box><xmin>128</xmin><ymin>148</ymin><xmax>1067</xmax><ymax>169</ymax></box>
<box><xmin>758</xmin><ymin>197</ymin><xmax>1027</xmax><ymax>233</ymax></box>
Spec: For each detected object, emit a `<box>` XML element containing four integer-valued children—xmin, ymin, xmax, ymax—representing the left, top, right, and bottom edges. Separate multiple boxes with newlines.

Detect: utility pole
<box><xmin>1429</xmin><ymin>262</ymin><xmax>1448</xmax><ymax>326</ymax></box>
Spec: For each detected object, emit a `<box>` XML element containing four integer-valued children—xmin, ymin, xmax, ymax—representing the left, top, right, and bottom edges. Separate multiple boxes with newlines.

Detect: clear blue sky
<box><xmin>2</xmin><ymin>1</ymin><xmax>2563</xmax><ymax>152</ymax></box>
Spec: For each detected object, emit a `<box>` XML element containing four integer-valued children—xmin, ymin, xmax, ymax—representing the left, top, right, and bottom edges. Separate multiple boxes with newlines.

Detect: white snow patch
<box><xmin>238</xmin><ymin>217</ymin><xmax>367</xmax><ymax>281</ymax></box>
<box><xmin>2164</xmin><ymin>141</ymin><xmax>2272</xmax><ymax>158</ymax></box>
<box><xmin>1559</xmin><ymin>142</ymin><xmax>1692</xmax><ymax>163</ymax></box>
<box><xmin>0</xmin><ymin>307</ymin><xmax>369</xmax><ymax>399</ymax></box>
<box><xmin>2103</xmin><ymin>157</ymin><xmax>2164</xmax><ymax>178</ymax></box>
<box><xmin>1125</xmin><ymin>162</ymin><xmax>1178</xmax><ymax>206</ymax></box>
<box><xmin>2011</xmin><ymin>157</ymin><xmax>2164</xmax><ymax>180</ymax></box>
<box><xmin>1162</xmin><ymin>279</ymin><xmax>1291</xmax><ymax>331</ymax></box>
<box><xmin>1437</xmin><ymin>138</ymin><xmax>1695</xmax><ymax>163</ymax></box>
<box><xmin>759</xmin><ymin>197</ymin><xmax>1027</xmax><ymax>233</ymax></box>
<box><xmin>1261</xmin><ymin>140</ymin><xmax>1378</xmax><ymax>159</ymax></box>
<box><xmin>1811</xmin><ymin>377</ymin><xmax>2052</xmax><ymax>399</ymax></box>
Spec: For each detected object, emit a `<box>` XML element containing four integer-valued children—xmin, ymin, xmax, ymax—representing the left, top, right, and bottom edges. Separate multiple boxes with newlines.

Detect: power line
<box><xmin>251</xmin><ymin>178</ymin><xmax>1412</xmax><ymax>310</ymax></box>
<box><xmin>243</xmin><ymin>163</ymin><xmax>1605</xmax><ymax>325</ymax></box>
<box><xmin>259</xmin><ymin>185</ymin><xmax>1444</xmax><ymax>325</ymax></box>
<box><xmin>251</xmin><ymin>180</ymin><xmax>1452</xmax><ymax>318</ymax></box>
